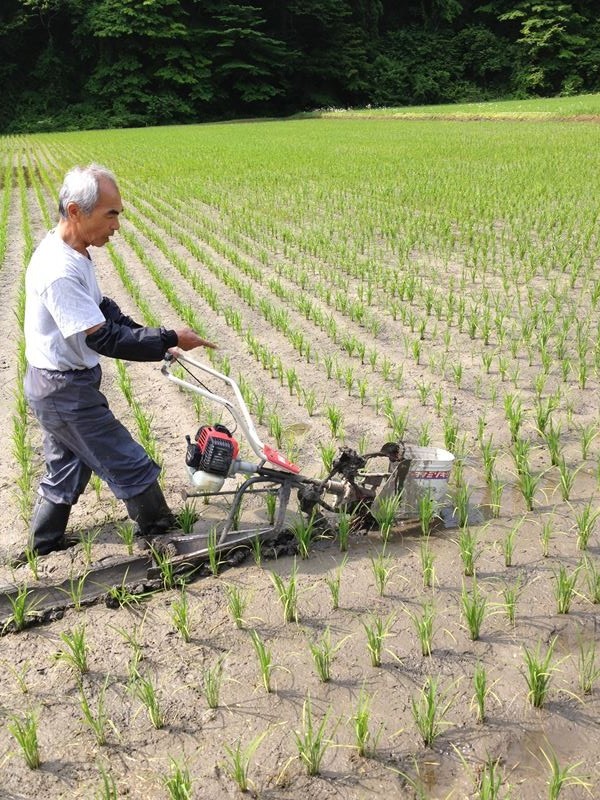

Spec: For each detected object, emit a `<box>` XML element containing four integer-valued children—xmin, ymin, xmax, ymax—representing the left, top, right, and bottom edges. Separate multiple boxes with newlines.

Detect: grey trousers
<box><xmin>25</xmin><ymin>364</ymin><xmax>160</xmax><ymax>505</ymax></box>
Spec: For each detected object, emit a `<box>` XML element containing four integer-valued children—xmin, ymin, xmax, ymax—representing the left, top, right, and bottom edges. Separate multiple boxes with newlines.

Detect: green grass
<box><xmin>317</xmin><ymin>93</ymin><xmax>600</xmax><ymax>120</ymax></box>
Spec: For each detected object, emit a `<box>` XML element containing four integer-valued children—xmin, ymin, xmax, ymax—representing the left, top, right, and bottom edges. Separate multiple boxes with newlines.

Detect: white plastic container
<box><xmin>369</xmin><ymin>445</ymin><xmax>454</xmax><ymax>521</ymax></box>
<box><xmin>399</xmin><ymin>446</ymin><xmax>454</xmax><ymax>518</ymax></box>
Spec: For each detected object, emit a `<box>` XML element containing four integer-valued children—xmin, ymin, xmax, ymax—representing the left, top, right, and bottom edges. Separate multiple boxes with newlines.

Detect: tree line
<box><xmin>1</xmin><ymin>0</ymin><xmax>598</xmax><ymax>133</ymax></box>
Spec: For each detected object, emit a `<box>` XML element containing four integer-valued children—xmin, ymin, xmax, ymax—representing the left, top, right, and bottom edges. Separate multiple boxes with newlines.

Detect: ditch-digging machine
<box><xmin>0</xmin><ymin>351</ymin><xmax>453</xmax><ymax>627</ymax></box>
<box><xmin>154</xmin><ymin>350</ymin><xmax>416</xmax><ymax>566</ymax></box>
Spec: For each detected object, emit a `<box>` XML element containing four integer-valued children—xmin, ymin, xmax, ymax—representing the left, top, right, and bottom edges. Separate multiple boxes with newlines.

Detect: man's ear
<box><xmin>66</xmin><ymin>200</ymin><xmax>81</xmax><ymax>220</ymax></box>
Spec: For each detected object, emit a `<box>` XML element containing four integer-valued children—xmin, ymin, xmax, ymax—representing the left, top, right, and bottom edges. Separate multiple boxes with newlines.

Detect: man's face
<box><xmin>70</xmin><ymin>177</ymin><xmax>123</xmax><ymax>248</ymax></box>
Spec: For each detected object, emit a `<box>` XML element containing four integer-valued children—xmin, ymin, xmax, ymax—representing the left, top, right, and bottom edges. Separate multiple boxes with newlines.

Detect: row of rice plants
<box><xmin>25</xmin><ymin>132</ymin><xmax>600</xmax><ymax>526</ymax></box>
<box><xmin>4</xmin><ymin>542</ymin><xmax>596</xmax><ymax>797</ymax></box>
<box><xmin>12</xmin><ymin>157</ymin><xmax>38</xmax><ymax>527</ymax></box>
<box><xmin>3</xmin><ymin>126</ymin><xmax>600</xmax><ymax>797</ymax></box>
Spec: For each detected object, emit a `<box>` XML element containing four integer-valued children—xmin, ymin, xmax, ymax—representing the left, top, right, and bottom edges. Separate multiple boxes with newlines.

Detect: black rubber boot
<box><xmin>124</xmin><ymin>481</ymin><xmax>176</xmax><ymax>538</ymax></box>
<box><xmin>28</xmin><ymin>495</ymin><xmax>73</xmax><ymax>555</ymax></box>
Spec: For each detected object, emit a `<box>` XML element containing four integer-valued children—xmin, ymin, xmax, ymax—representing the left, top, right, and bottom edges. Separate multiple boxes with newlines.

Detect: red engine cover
<box><xmin>196</xmin><ymin>425</ymin><xmax>239</xmax><ymax>459</ymax></box>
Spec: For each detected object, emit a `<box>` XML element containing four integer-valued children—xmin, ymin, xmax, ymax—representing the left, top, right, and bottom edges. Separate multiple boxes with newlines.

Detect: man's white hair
<box><xmin>58</xmin><ymin>163</ymin><xmax>116</xmax><ymax>218</ymax></box>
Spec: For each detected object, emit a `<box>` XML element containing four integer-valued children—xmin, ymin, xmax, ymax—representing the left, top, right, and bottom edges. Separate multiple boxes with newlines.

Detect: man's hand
<box><xmin>172</xmin><ymin>328</ymin><xmax>217</xmax><ymax>351</ymax></box>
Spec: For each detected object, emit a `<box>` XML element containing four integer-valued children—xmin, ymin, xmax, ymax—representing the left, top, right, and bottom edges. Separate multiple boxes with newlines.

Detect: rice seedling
<box><xmin>504</xmin><ymin>393</ymin><xmax>524</xmax><ymax>442</ymax></box>
<box><xmin>163</xmin><ymin>758</ymin><xmax>193</xmax><ymax>800</ymax></box>
<box><xmin>443</xmin><ymin>412</ymin><xmax>459</xmax><ymax>453</ymax></box>
<box><xmin>249</xmin><ymin>629</ymin><xmax>274</xmax><ymax>692</ymax></box>
<box><xmin>324</xmin><ymin>554</ymin><xmax>347</xmax><ymax>610</ymax></box>
<box><xmin>386</xmin><ymin>407</ymin><xmax>409</xmax><ymax>440</ymax></box>
<box><xmin>79</xmin><ymin>527</ymin><xmax>100</xmax><ymax>566</ymax></box>
<box><xmin>540</xmin><ymin>517</ymin><xmax>553</xmax><ymax>557</ymax></box>
<box><xmin>96</xmin><ymin>763</ymin><xmax>118</xmax><ymax>800</ymax></box>
<box><xmin>420</xmin><ymin>537</ymin><xmax>436</xmax><ymax>589</ymax></box>
<box><xmin>545</xmin><ymin>421</ymin><xmax>563</xmax><ymax>466</ymax></box>
<box><xmin>291</xmin><ymin>511</ymin><xmax>316</xmax><ymax>559</ymax></box>
<box><xmin>541</xmin><ymin>747</ymin><xmax>591</xmax><ymax>799</ymax></box>
<box><xmin>534</xmin><ymin>396</ymin><xmax>557</xmax><ymax>436</ymax></box>
<box><xmin>471</xmin><ymin>662</ymin><xmax>495</xmax><ymax>724</ymax></box>
<box><xmin>452</xmin><ymin>362</ymin><xmax>463</xmax><ymax>389</ymax></box>
<box><xmin>516</xmin><ymin>460</ymin><xmax>541</xmax><ymax>512</ymax></box>
<box><xmin>171</xmin><ymin>584</ymin><xmax>192</xmax><ymax>642</ymax></box>
<box><xmin>336</xmin><ymin>510</ymin><xmax>352</xmax><ymax>552</ymax></box>
<box><xmin>318</xmin><ymin>440</ymin><xmax>337</xmax><ymax>474</ymax></box>
<box><xmin>477</xmin><ymin>755</ymin><xmax>506</xmax><ymax>799</ymax></box>
<box><xmin>286</xmin><ymin>366</ymin><xmax>299</xmax><ymax>396</ymax></box>
<box><xmin>381</xmin><ymin>355</ymin><xmax>392</xmax><ymax>380</ymax></box>
<box><xmin>502</xmin><ymin>578</ymin><xmax>521</xmax><ymax>626</ymax></box>
<box><xmin>270</xmin><ymin>559</ymin><xmax>298</xmax><ymax>623</ymax></box>
<box><xmin>577</xmin><ymin>637</ymin><xmax>600</xmax><ymax>696</ymax></box>
<box><xmin>489</xmin><ymin>476</ymin><xmax>503</xmax><ymax>519</ymax></box>
<box><xmin>114</xmin><ymin>621</ymin><xmax>145</xmax><ymax>671</ymax></box>
<box><xmin>583</xmin><ymin>556</ymin><xmax>600</xmax><ymax>603</ymax></box>
<box><xmin>453</xmin><ymin>483</ymin><xmax>472</xmax><ymax>528</ymax></box>
<box><xmin>254</xmin><ymin>392</ymin><xmax>267</xmax><ymax>424</ymax></box>
<box><xmin>411</xmin><ymin>676</ymin><xmax>453</xmax><ymax>747</ymax></box>
<box><xmin>175</xmin><ymin>501</ymin><xmax>198</xmax><ymax>534</ymax></box>
<box><xmin>370</xmin><ymin>546</ymin><xmax>395</xmax><ymax>597</ymax></box>
<box><xmin>151</xmin><ymin>544</ymin><xmax>177</xmax><ymax>589</ymax></box>
<box><xmin>480</xmin><ymin>436</ymin><xmax>497</xmax><ymax>486</ymax></box>
<box><xmin>573</xmin><ymin>499</ymin><xmax>600</xmax><ymax>550</ymax></box>
<box><xmin>2</xmin><ymin>584</ymin><xmax>41</xmax><ymax>632</ymax></box>
<box><xmin>293</xmin><ymin>695</ymin><xmax>334</xmax><ymax>776</ymax></box>
<box><xmin>89</xmin><ymin>473</ymin><xmax>103</xmax><ymax>502</ymax></box>
<box><xmin>371</xmin><ymin>493</ymin><xmax>401</xmax><ymax>542</ymax></box>
<box><xmin>105</xmin><ymin>573</ymin><xmax>148</xmax><ymax>609</ymax></box>
<box><xmin>417</xmin><ymin>421</ymin><xmax>432</xmax><ymax>447</ymax></box>
<box><xmin>503</xmin><ymin>517</ymin><xmax>523</xmax><ymax>567</ymax></box>
<box><xmin>457</xmin><ymin>527</ymin><xmax>479</xmax><ymax>577</ymax></box>
<box><xmin>415</xmin><ymin>379</ymin><xmax>432</xmax><ymax>406</ymax></box>
<box><xmin>116</xmin><ymin>520</ymin><xmax>136</xmax><ymax>555</ymax></box>
<box><xmin>64</xmin><ymin>570</ymin><xmax>90</xmax><ymax>612</ymax></box>
<box><xmin>16</xmin><ymin>545</ymin><xmax>39</xmax><ymax>580</ymax></box>
<box><xmin>268</xmin><ymin>412</ymin><xmax>284</xmax><ymax>448</ymax></box>
<box><xmin>264</xmin><ymin>491</ymin><xmax>277</xmax><ymax>525</ymax></box>
<box><xmin>343</xmin><ymin>366</ymin><xmax>354</xmax><ymax>396</ymax></box>
<box><xmin>461</xmin><ymin>577</ymin><xmax>487</xmax><ymax>641</ymax></box>
<box><xmin>207</xmin><ymin>525</ymin><xmax>221</xmax><ymax>577</ymax></box>
<box><xmin>309</xmin><ymin>626</ymin><xmax>345</xmax><ymax>682</ymax></box>
<box><xmin>223</xmin><ymin>730</ymin><xmax>268</xmax><ymax>793</ymax></box>
<box><xmin>130</xmin><ymin>669</ymin><xmax>164</xmax><ymax>728</ymax></box>
<box><xmin>418</xmin><ymin>490</ymin><xmax>438</xmax><ymax>536</ymax></box>
<box><xmin>553</xmin><ymin>564</ymin><xmax>580</xmax><ymax>614</ymax></box>
<box><xmin>523</xmin><ymin>637</ymin><xmax>556</xmax><ymax>708</ymax></box>
<box><xmin>55</xmin><ymin>624</ymin><xmax>89</xmax><ymax>675</ymax></box>
<box><xmin>8</xmin><ymin>711</ymin><xmax>41</xmax><ymax>769</ymax></box>
<box><xmin>79</xmin><ymin>677</ymin><xmax>115</xmax><ymax>746</ymax></box>
<box><xmin>225</xmin><ymin>583</ymin><xmax>248</xmax><ymax>628</ymax></box>
<box><xmin>352</xmin><ymin>687</ymin><xmax>383</xmax><ymax>758</ymax></box>
<box><xmin>557</xmin><ymin>457</ymin><xmax>577</xmax><ymax>502</ymax></box>
<box><xmin>326</xmin><ymin>405</ymin><xmax>344</xmax><ymax>439</ymax></box>
<box><xmin>579</xmin><ymin>422</ymin><xmax>597</xmax><ymax>460</ymax></box>
<box><xmin>368</xmin><ymin>348</ymin><xmax>378</xmax><ymax>371</ymax></box>
<box><xmin>202</xmin><ymin>657</ymin><xmax>224</xmax><ymax>709</ymax></box>
<box><xmin>6</xmin><ymin>660</ymin><xmax>31</xmax><ymax>695</ymax></box>
<box><xmin>362</xmin><ymin>613</ymin><xmax>395</xmax><ymax>667</ymax></box>
<box><xmin>231</xmin><ymin>492</ymin><xmax>245</xmax><ymax>532</ymax></box>
<box><xmin>407</xmin><ymin>599</ymin><xmax>436</xmax><ymax>656</ymax></box>
<box><xmin>250</xmin><ymin>534</ymin><xmax>262</xmax><ymax>567</ymax></box>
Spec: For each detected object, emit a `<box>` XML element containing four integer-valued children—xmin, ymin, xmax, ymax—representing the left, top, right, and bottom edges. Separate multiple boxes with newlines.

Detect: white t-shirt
<box><xmin>24</xmin><ymin>230</ymin><xmax>106</xmax><ymax>370</ymax></box>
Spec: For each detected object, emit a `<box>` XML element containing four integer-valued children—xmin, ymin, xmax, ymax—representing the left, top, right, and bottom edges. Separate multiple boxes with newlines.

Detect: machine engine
<box><xmin>185</xmin><ymin>424</ymin><xmax>239</xmax><ymax>492</ymax></box>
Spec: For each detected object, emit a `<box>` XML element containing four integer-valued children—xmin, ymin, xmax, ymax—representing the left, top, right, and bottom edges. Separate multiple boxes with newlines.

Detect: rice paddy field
<box><xmin>0</xmin><ymin>103</ymin><xmax>600</xmax><ymax>798</ymax></box>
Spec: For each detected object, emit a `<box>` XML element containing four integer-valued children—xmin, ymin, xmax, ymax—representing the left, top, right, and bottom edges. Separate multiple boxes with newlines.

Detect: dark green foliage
<box><xmin>0</xmin><ymin>0</ymin><xmax>598</xmax><ymax>132</ymax></box>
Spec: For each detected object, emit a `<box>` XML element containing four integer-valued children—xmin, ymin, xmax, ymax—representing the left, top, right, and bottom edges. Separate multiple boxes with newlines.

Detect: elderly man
<box><xmin>20</xmin><ymin>163</ymin><xmax>214</xmax><ymax>558</ymax></box>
